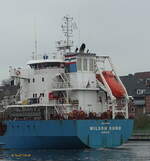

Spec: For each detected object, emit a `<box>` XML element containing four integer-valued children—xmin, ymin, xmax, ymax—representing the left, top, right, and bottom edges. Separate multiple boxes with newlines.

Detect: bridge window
<box><xmin>89</xmin><ymin>59</ymin><xmax>94</xmax><ymax>71</ymax></box>
<box><xmin>77</xmin><ymin>58</ymin><xmax>82</xmax><ymax>71</ymax></box>
<box><xmin>29</xmin><ymin>62</ymin><xmax>64</xmax><ymax>70</ymax></box>
<box><xmin>83</xmin><ymin>59</ymin><xmax>87</xmax><ymax>71</ymax></box>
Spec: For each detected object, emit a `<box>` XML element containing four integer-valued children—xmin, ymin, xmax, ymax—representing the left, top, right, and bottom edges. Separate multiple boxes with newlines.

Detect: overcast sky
<box><xmin>0</xmin><ymin>0</ymin><xmax>150</xmax><ymax>82</ymax></box>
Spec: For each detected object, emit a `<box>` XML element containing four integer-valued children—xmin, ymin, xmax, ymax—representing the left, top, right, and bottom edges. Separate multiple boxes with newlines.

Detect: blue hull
<box><xmin>0</xmin><ymin>119</ymin><xmax>133</xmax><ymax>149</ymax></box>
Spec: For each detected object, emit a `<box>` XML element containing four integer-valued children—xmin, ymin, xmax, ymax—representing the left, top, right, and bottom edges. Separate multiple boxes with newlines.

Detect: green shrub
<box><xmin>134</xmin><ymin>114</ymin><xmax>150</xmax><ymax>130</ymax></box>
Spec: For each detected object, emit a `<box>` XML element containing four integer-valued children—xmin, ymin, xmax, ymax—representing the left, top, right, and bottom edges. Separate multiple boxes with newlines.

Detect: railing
<box><xmin>52</xmin><ymin>82</ymin><xmax>71</xmax><ymax>89</ymax></box>
<box><xmin>54</xmin><ymin>99</ymin><xmax>79</xmax><ymax>105</ymax></box>
<box><xmin>32</xmin><ymin>53</ymin><xmax>56</xmax><ymax>60</ymax></box>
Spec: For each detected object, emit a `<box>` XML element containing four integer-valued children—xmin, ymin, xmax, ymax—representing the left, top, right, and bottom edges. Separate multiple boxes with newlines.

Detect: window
<box><xmin>137</xmin><ymin>89</ymin><xmax>145</xmax><ymax>95</ymax></box>
<box><xmin>42</xmin><ymin>77</ymin><xmax>44</xmax><ymax>82</ymax></box>
<box><xmin>33</xmin><ymin>78</ymin><xmax>35</xmax><ymax>83</ymax></box>
<box><xmin>33</xmin><ymin>93</ymin><xmax>37</xmax><ymax>98</ymax></box>
<box><xmin>29</xmin><ymin>62</ymin><xmax>63</xmax><ymax>69</ymax></box>
<box><xmin>77</xmin><ymin>58</ymin><xmax>82</xmax><ymax>71</ymax></box>
<box><xmin>89</xmin><ymin>59</ymin><xmax>94</xmax><ymax>71</ymax></box>
<box><xmin>40</xmin><ymin>93</ymin><xmax>44</xmax><ymax>97</ymax></box>
<box><xmin>146</xmin><ymin>79</ymin><xmax>150</xmax><ymax>87</ymax></box>
<box><xmin>83</xmin><ymin>59</ymin><xmax>87</xmax><ymax>71</ymax></box>
<box><xmin>28</xmin><ymin>79</ymin><xmax>30</xmax><ymax>83</ymax></box>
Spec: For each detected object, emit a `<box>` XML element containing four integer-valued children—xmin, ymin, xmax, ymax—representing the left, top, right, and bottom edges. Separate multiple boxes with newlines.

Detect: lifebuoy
<box><xmin>16</xmin><ymin>70</ymin><xmax>20</xmax><ymax>76</ymax></box>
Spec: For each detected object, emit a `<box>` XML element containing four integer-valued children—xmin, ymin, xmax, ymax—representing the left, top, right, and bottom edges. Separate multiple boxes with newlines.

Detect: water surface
<box><xmin>0</xmin><ymin>141</ymin><xmax>150</xmax><ymax>161</ymax></box>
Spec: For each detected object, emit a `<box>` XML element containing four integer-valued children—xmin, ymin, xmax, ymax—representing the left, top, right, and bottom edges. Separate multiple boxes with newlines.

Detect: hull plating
<box><xmin>0</xmin><ymin>119</ymin><xmax>133</xmax><ymax>149</ymax></box>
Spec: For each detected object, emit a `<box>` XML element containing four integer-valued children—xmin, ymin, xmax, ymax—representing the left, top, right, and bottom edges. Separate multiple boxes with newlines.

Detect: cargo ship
<box><xmin>0</xmin><ymin>16</ymin><xmax>133</xmax><ymax>149</ymax></box>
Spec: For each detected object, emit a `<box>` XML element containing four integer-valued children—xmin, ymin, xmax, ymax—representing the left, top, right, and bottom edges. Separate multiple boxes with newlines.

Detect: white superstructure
<box><xmin>7</xmin><ymin>15</ymin><xmax>129</xmax><ymax>119</ymax></box>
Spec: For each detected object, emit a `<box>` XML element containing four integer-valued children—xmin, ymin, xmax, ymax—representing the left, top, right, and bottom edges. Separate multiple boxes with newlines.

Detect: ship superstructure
<box><xmin>0</xmin><ymin>16</ymin><xmax>133</xmax><ymax>149</ymax></box>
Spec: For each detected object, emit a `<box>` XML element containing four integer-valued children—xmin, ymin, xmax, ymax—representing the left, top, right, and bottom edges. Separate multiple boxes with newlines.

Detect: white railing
<box><xmin>52</xmin><ymin>82</ymin><xmax>70</xmax><ymax>89</ymax></box>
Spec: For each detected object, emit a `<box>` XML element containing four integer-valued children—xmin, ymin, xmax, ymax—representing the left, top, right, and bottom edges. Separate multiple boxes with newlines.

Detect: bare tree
<box><xmin>1</xmin><ymin>79</ymin><xmax>11</xmax><ymax>87</ymax></box>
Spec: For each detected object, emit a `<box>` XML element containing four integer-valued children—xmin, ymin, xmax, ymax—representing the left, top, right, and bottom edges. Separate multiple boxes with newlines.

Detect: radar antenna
<box><xmin>58</xmin><ymin>15</ymin><xmax>76</xmax><ymax>51</ymax></box>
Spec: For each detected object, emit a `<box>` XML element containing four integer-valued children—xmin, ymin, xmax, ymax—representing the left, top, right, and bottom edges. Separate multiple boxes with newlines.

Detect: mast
<box><xmin>32</xmin><ymin>18</ymin><xmax>38</xmax><ymax>60</ymax></box>
<box><xmin>61</xmin><ymin>15</ymin><xmax>74</xmax><ymax>51</ymax></box>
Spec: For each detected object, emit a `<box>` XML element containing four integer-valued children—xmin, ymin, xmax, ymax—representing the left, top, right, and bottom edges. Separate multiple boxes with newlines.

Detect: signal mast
<box><xmin>57</xmin><ymin>15</ymin><xmax>75</xmax><ymax>52</ymax></box>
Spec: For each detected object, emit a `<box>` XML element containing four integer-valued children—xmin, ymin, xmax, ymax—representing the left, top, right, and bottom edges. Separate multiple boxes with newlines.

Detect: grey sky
<box><xmin>0</xmin><ymin>0</ymin><xmax>150</xmax><ymax>82</ymax></box>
